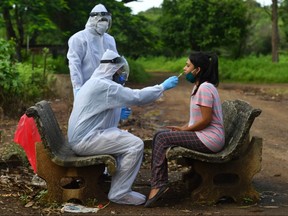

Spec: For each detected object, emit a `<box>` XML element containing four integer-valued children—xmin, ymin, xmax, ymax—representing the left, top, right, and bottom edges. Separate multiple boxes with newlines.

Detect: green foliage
<box><xmin>135</xmin><ymin>8</ymin><xmax>166</xmax><ymax>57</ymax></box>
<box><xmin>0</xmin><ymin>39</ymin><xmax>56</xmax><ymax>117</ymax></box>
<box><xmin>0</xmin><ymin>39</ymin><xmax>19</xmax><ymax>91</ymax></box>
<box><xmin>127</xmin><ymin>58</ymin><xmax>151</xmax><ymax>83</ymax></box>
<box><xmin>136</xmin><ymin>56</ymin><xmax>186</xmax><ymax>74</ymax></box>
<box><xmin>49</xmin><ymin>55</ymin><xmax>69</xmax><ymax>74</ymax></box>
<box><xmin>280</xmin><ymin>0</ymin><xmax>288</xmax><ymax>46</ymax></box>
<box><xmin>0</xmin><ymin>0</ymin><xmax>69</xmax><ymax>61</ymax></box>
<box><xmin>159</xmin><ymin>0</ymin><xmax>250</xmax><ymax>58</ymax></box>
<box><xmin>0</xmin><ymin>38</ymin><xmax>23</xmax><ymax>115</ymax></box>
<box><xmin>220</xmin><ymin>55</ymin><xmax>288</xmax><ymax>83</ymax></box>
<box><xmin>25</xmin><ymin>50</ymin><xmax>69</xmax><ymax>74</ymax></box>
<box><xmin>17</xmin><ymin>62</ymin><xmax>56</xmax><ymax>100</ymax></box>
<box><xmin>135</xmin><ymin>54</ymin><xmax>288</xmax><ymax>83</ymax></box>
<box><xmin>47</xmin><ymin>0</ymin><xmax>96</xmax><ymax>41</ymax></box>
<box><xmin>110</xmin><ymin>5</ymin><xmax>159</xmax><ymax>58</ymax></box>
<box><xmin>244</xmin><ymin>1</ymin><xmax>272</xmax><ymax>55</ymax></box>
<box><xmin>158</xmin><ymin>0</ymin><xmax>187</xmax><ymax>57</ymax></box>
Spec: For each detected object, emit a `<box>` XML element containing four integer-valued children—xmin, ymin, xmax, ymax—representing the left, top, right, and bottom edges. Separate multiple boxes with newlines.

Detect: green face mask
<box><xmin>185</xmin><ymin>72</ymin><xmax>196</xmax><ymax>83</ymax></box>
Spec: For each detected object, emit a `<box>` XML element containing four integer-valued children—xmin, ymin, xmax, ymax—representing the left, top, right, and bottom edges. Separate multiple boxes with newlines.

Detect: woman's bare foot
<box><xmin>148</xmin><ymin>188</ymin><xmax>160</xmax><ymax>199</ymax></box>
<box><xmin>144</xmin><ymin>185</ymin><xmax>169</xmax><ymax>207</ymax></box>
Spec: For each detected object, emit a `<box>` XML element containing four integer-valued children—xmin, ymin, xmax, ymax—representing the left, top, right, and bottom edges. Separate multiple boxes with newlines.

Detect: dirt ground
<box><xmin>0</xmin><ymin>73</ymin><xmax>288</xmax><ymax>215</ymax></box>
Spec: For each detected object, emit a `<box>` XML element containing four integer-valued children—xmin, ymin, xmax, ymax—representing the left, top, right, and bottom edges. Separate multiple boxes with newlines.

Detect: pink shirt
<box><xmin>189</xmin><ymin>82</ymin><xmax>225</xmax><ymax>152</ymax></box>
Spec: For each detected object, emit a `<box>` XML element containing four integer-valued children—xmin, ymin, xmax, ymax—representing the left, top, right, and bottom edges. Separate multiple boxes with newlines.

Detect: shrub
<box><xmin>0</xmin><ymin>39</ymin><xmax>23</xmax><ymax>117</ymax></box>
<box><xmin>127</xmin><ymin>58</ymin><xmax>151</xmax><ymax>83</ymax></box>
<box><xmin>0</xmin><ymin>39</ymin><xmax>56</xmax><ymax>118</ymax></box>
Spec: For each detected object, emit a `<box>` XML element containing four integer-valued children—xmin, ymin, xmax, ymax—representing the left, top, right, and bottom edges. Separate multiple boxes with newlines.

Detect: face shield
<box><xmin>100</xmin><ymin>56</ymin><xmax>129</xmax><ymax>85</ymax></box>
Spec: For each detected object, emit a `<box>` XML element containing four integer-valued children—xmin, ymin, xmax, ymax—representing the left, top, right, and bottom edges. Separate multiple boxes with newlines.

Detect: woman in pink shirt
<box><xmin>145</xmin><ymin>52</ymin><xmax>225</xmax><ymax>208</ymax></box>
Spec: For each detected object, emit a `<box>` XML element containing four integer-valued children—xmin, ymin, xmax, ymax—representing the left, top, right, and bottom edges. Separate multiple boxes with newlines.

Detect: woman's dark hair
<box><xmin>189</xmin><ymin>51</ymin><xmax>219</xmax><ymax>95</ymax></box>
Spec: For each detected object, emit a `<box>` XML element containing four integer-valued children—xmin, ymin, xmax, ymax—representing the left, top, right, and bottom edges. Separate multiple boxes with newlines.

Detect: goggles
<box><xmin>90</xmin><ymin>12</ymin><xmax>111</xmax><ymax>17</ymax></box>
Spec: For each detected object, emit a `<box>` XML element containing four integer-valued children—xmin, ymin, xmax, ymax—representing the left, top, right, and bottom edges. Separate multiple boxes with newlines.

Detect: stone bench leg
<box><xmin>35</xmin><ymin>142</ymin><xmax>105</xmax><ymax>203</ymax></box>
<box><xmin>184</xmin><ymin>136</ymin><xmax>262</xmax><ymax>204</ymax></box>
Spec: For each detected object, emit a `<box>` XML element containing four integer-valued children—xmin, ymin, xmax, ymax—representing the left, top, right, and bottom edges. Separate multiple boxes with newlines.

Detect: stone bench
<box><xmin>26</xmin><ymin>100</ymin><xmax>117</xmax><ymax>203</ymax></box>
<box><xmin>148</xmin><ymin>99</ymin><xmax>263</xmax><ymax>204</ymax></box>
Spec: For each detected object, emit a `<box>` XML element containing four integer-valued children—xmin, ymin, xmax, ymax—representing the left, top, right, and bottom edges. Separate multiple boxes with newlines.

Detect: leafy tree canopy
<box><xmin>159</xmin><ymin>0</ymin><xmax>250</xmax><ymax>57</ymax></box>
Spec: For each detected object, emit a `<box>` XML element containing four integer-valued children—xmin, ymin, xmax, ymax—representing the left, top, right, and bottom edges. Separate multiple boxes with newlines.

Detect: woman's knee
<box><xmin>155</xmin><ymin>133</ymin><xmax>167</xmax><ymax>145</ymax></box>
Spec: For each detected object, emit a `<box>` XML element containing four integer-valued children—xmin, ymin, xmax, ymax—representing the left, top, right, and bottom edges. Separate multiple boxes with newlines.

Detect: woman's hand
<box><xmin>166</xmin><ymin>126</ymin><xmax>183</xmax><ymax>131</ymax></box>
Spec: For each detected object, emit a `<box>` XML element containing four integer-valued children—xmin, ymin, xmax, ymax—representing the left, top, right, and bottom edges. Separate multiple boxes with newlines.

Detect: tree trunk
<box><xmin>14</xmin><ymin>5</ymin><xmax>24</xmax><ymax>62</ymax></box>
<box><xmin>2</xmin><ymin>6</ymin><xmax>22</xmax><ymax>61</ymax></box>
<box><xmin>2</xmin><ymin>7</ymin><xmax>16</xmax><ymax>40</ymax></box>
<box><xmin>271</xmin><ymin>0</ymin><xmax>279</xmax><ymax>62</ymax></box>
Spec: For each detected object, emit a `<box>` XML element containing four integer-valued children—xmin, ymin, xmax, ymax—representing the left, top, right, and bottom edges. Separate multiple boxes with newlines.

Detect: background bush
<box><xmin>126</xmin><ymin>58</ymin><xmax>151</xmax><ymax>83</ymax></box>
<box><xmin>0</xmin><ymin>39</ymin><xmax>55</xmax><ymax>118</ymax></box>
<box><xmin>0</xmin><ymin>38</ymin><xmax>23</xmax><ymax>117</ymax></box>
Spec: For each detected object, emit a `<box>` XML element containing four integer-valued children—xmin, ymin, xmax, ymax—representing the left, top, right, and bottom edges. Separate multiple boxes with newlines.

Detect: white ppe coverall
<box><xmin>67</xmin><ymin>50</ymin><xmax>166</xmax><ymax>205</ymax></box>
<box><xmin>67</xmin><ymin>4</ymin><xmax>117</xmax><ymax>93</ymax></box>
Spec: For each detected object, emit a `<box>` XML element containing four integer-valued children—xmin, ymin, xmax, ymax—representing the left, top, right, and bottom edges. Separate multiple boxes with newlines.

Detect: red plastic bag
<box><xmin>14</xmin><ymin>114</ymin><xmax>41</xmax><ymax>173</ymax></box>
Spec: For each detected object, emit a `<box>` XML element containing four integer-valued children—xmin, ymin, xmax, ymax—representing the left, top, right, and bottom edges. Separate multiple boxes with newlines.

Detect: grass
<box><xmin>220</xmin><ymin>55</ymin><xmax>288</xmax><ymax>83</ymax></box>
<box><xmin>136</xmin><ymin>56</ymin><xmax>186</xmax><ymax>74</ymax></box>
<box><xmin>135</xmin><ymin>55</ymin><xmax>288</xmax><ymax>83</ymax></box>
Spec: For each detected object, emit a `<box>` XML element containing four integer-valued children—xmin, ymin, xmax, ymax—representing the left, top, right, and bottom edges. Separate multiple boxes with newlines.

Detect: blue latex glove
<box><xmin>73</xmin><ymin>88</ymin><xmax>80</xmax><ymax>97</ymax></box>
<box><xmin>120</xmin><ymin>107</ymin><xmax>131</xmax><ymax>120</ymax></box>
<box><xmin>161</xmin><ymin>76</ymin><xmax>179</xmax><ymax>90</ymax></box>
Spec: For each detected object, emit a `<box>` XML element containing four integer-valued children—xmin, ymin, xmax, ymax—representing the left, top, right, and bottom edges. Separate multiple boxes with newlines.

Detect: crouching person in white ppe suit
<box><xmin>67</xmin><ymin>49</ymin><xmax>178</xmax><ymax>205</ymax></box>
<box><xmin>67</xmin><ymin>4</ymin><xmax>117</xmax><ymax>97</ymax></box>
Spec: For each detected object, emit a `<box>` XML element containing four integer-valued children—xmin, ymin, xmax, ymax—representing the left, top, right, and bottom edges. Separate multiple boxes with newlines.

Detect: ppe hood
<box><xmin>85</xmin><ymin>4</ymin><xmax>112</xmax><ymax>32</ymax></box>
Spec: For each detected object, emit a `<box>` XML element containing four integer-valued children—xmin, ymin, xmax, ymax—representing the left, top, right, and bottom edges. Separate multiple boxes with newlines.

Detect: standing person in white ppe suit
<box><xmin>67</xmin><ymin>49</ymin><xmax>178</xmax><ymax>205</ymax></box>
<box><xmin>67</xmin><ymin>4</ymin><xmax>117</xmax><ymax>97</ymax></box>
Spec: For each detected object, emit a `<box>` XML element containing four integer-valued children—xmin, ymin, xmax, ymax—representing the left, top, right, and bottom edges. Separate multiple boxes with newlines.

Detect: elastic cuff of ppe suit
<box><xmin>160</xmin><ymin>84</ymin><xmax>166</xmax><ymax>91</ymax></box>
